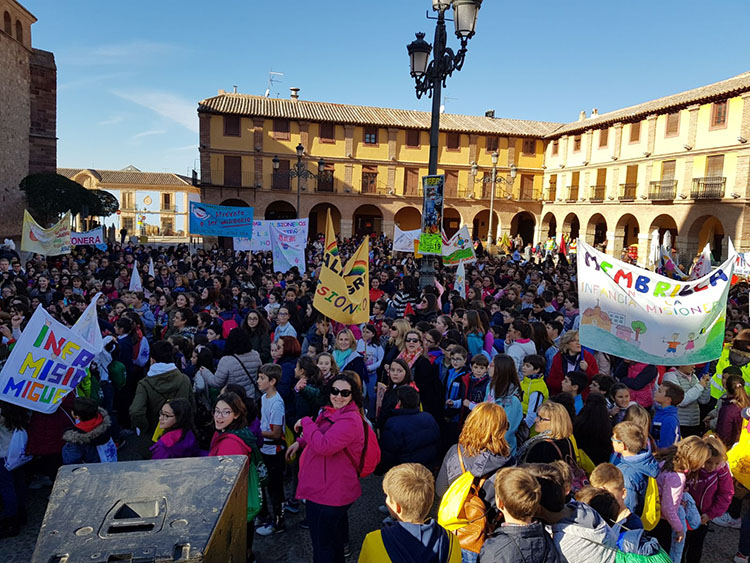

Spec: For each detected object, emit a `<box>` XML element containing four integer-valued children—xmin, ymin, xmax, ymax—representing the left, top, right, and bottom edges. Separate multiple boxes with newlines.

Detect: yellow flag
<box><xmin>21</xmin><ymin>210</ymin><xmax>72</xmax><ymax>255</ymax></box>
<box><xmin>314</xmin><ymin>210</ymin><xmax>370</xmax><ymax>324</ymax></box>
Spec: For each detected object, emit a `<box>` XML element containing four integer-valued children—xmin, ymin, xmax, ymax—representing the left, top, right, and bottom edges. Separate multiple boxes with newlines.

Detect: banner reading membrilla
<box><xmin>577</xmin><ymin>241</ymin><xmax>733</xmax><ymax>366</ymax></box>
<box><xmin>189</xmin><ymin>201</ymin><xmax>254</xmax><ymax>238</ymax></box>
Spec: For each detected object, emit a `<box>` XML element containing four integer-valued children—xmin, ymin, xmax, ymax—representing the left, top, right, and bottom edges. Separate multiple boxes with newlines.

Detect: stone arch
<box><xmin>686</xmin><ymin>215</ymin><xmax>725</xmax><ymax>263</ymax></box>
<box><xmin>648</xmin><ymin>214</ymin><xmax>679</xmax><ymax>253</ymax></box>
<box><xmin>541</xmin><ymin>212</ymin><xmax>557</xmax><ymax>238</ymax></box>
<box><xmin>511</xmin><ymin>212</ymin><xmax>536</xmax><ymax>246</ymax></box>
<box><xmin>614</xmin><ymin>213</ymin><xmax>639</xmax><ymax>260</ymax></box>
<box><xmin>218</xmin><ymin>198</ymin><xmax>251</xmax><ymax>250</ymax></box>
<box><xmin>562</xmin><ymin>213</ymin><xmax>580</xmax><ymax>240</ymax></box>
<box><xmin>308</xmin><ymin>203</ymin><xmax>341</xmax><ymax>239</ymax></box>
<box><xmin>394</xmin><ymin>206</ymin><xmax>421</xmax><ymax>231</ymax></box>
<box><xmin>265</xmin><ymin>200</ymin><xmax>296</xmax><ymax>221</ymax></box>
<box><xmin>353</xmin><ymin>204</ymin><xmax>382</xmax><ymax>236</ymax></box>
<box><xmin>586</xmin><ymin>213</ymin><xmax>608</xmax><ymax>248</ymax></box>
<box><xmin>443</xmin><ymin>207</ymin><xmax>462</xmax><ymax>238</ymax></box>
<box><xmin>472</xmin><ymin>209</ymin><xmax>500</xmax><ymax>242</ymax></box>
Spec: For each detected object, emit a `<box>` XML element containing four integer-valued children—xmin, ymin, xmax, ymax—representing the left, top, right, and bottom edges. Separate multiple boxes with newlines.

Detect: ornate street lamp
<box><xmin>272</xmin><ymin>143</ymin><xmax>325</xmax><ymax>218</ymax></box>
<box><xmin>407</xmin><ymin>0</ymin><xmax>482</xmax><ymax>288</ymax></box>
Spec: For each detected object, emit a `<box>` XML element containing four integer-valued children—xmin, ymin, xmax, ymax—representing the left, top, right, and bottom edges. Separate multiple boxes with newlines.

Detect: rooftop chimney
<box><xmin>218</xmin><ymin>89</ymin><xmax>226</xmax><ymax>95</ymax></box>
<box><xmin>578</xmin><ymin>110</ymin><xmax>587</xmax><ymax>121</ymax></box>
<box><xmin>485</xmin><ymin>110</ymin><xmax>495</xmax><ymax>118</ymax></box>
<box><xmin>591</xmin><ymin>108</ymin><xmax>598</xmax><ymax>117</ymax></box>
<box><xmin>290</xmin><ymin>87</ymin><xmax>300</xmax><ymax>101</ymax></box>
<box><xmin>233</xmin><ymin>85</ymin><xmax>238</xmax><ymax>94</ymax></box>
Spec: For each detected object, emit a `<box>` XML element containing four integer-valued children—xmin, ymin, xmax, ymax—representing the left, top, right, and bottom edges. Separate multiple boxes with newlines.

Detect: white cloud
<box><xmin>58</xmin><ymin>40</ymin><xmax>183</xmax><ymax>66</ymax></box>
<box><xmin>113</xmin><ymin>90</ymin><xmax>199</xmax><ymax>133</ymax></box>
<box><xmin>168</xmin><ymin>145</ymin><xmax>199</xmax><ymax>152</ymax></box>
<box><xmin>98</xmin><ymin>115</ymin><xmax>126</xmax><ymax>126</ymax></box>
<box><xmin>132</xmin><ymin>129</ymin><xmax>167</xmax><ymax>139</ymax></box>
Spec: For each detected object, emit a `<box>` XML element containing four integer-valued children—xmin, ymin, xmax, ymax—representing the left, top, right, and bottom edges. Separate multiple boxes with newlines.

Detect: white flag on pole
<box><xmin>129</xmin><ymin>261</ymin><xmax>143</xmax><ymax>292</ymax></box>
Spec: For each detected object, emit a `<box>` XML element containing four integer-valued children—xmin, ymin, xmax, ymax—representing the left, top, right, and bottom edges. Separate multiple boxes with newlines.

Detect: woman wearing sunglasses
<box><xmin>286</xmin><ymin>373</ymin><xmax>366</xmax><ymax>563</ymax></box>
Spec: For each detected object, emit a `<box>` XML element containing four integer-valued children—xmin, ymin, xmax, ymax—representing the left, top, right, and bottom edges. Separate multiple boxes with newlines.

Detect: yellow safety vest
<box><xmin>711</xmin><ymin>347</ymin><xmax>750</xmax><ymax>399</ymax></box>
<box><xmin>521</xmin><ymin>376</ymin><xmax>549</xmax><ymax>414</ymax></box>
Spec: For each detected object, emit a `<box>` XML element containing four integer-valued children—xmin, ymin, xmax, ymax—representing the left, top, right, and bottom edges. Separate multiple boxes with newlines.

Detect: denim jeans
<box><xmin>306</xmin><ymin>501</ymin><xmax>351</xmax><ymax>563</ymax></box>
<box><xmin>671</xmin><ymin>493</ymin><xmax>701</xmax><ymax>563</ymax></box>
<box><xmin>461</xmin><ymin>549</ymin><xmax>479</xmax><ymax>563</ymax></box>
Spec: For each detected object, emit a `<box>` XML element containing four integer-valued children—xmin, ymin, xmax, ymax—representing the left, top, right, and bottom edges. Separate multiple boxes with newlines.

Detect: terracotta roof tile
<box><xmin>198</xmin><ymin>94</ymin><xmax>563</xmax><ymax>138</ymax></box>
<box><xmin>549</xmin><ymin>72</ymin><xmax>750</xmax><ymax>137</ymax></box>
<box><xmin>57</xmin><ymin>168</ymin><xmax>191</xmax><ymax>186</ymax></box>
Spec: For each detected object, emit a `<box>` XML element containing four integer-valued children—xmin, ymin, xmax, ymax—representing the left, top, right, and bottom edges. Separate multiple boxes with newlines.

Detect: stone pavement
<box><xmin>4</xmin><ymin>453</ymin><xmax>744</xmax><ymax>562</ymax></box>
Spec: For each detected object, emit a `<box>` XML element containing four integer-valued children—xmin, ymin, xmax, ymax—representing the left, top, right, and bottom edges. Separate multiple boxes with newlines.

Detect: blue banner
<box><xmin>189</xmin><ymin>202</ymin><xmax>255</xmax><ymax>237</ymax></box>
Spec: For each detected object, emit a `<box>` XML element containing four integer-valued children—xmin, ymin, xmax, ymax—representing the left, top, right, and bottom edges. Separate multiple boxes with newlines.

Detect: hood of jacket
<box><xmin>728</xmin><ymin>348</ymin><xmax>750</xmax><ymax>367</ymax></box>
<box><xmin>380</xmin><ymin>519</ymin><xmax>452</xmax><ymax>563</ymax></box>
<box><xmin>62</xmin><ymin>408</ymin><xmax>112</xmax><ymax>445</ymax></box>
<box><xmin>143</xmin><ymin>368</ymin><xmax>188</xmax><ymax>395</ymax></box>
<box><xmin>446</xmin><ymin>444</ymin><xmax>512</xmax><ymax>481</ymax></box>
<box><xmin>616</xmin><ymin>449</ymin><xmax>659</xmax><ymax>478</ymax></box>
<box><xmin>148</xmin><ymin>362</ymin><xmax>178</xmax><ymax>377</ymax></box>
<box><xmin>213</xmin><ymin>427</ymin><xmax>256</xmax><ymax>452</ymax></box>
<box><xmin>551</xmin><ymin>501</ymin><xmax>617</xmax><ymax>555</ymax></box>
<box><xmin>616</xmin><ymin>528</ymin><xmax>662</xmax><ymax>556</ymax></box>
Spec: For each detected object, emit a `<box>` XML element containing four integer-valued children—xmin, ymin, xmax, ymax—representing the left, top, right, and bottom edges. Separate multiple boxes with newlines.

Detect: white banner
<box><xmin>442</xmin><ymin>225</ymin><xmax>476</xmax><ymax>266</ymax></box>
<box><xmin>456</xmin><ymin>261</ymin><xmax>467</xmax><ymax>299</ymax></box>
<box><xmin>234</xmin><ymin>219</ymin><xmax>309</xmax><ymax>252</ymax></box>
<box><xmin>393</xmin><ymin>226</ymin><xmax>421</xmax><ymax>253</ymax></box>
<box><xmin>71</xmin><ymin>227</ymin><xmax>104</xmax><ymax>246</ymax></box>
<box><xmin>577</xmin><ymin>241</ymin><xmax>732</xmax><ymax>365</ymax></box>
<box><xmin>0</xmin><ymin>305</ymin><xmax>102</xmax><ymax>413</ymax></box>
<box><xmin>269</xmin><ymin>221</ymin><xmax>307</xmax><ymax>273</ymax></box>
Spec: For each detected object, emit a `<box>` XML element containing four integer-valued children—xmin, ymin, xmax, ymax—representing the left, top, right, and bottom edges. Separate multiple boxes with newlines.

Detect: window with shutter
<box><xmin>404</xmin><ymin>168</ymin><xmax>419</xmax><ymax>195</ymax></box>
<box><xmin>599</xmin><ymin>129</ymin><xmax>609</xmax><ymax>148</ymax></box>
<box><xmin>317</xmin><ymin>165</ymin><xmax>334</xmax><ymax>192</ymax></box>
<box><xmin>630</xmin><ymin>122</ymin><xmax>641</xmax><ymax>143</ymax></box>
<box><xmin>486</xmin><ymin>136</ymin><xmax>499</xmax><ymax>152</ymax></box>
<box><xmin>444</xmin><ymin>170</ymin><xmax>458</xmax><ymax>197</ymax></box>
<box><xmin>361</xmin><ymin>166</ymin><xmax>378</xmax><ymax>193</ymax></box>
<box><xmin>320</xmin><ymin>122</ymin><xmax>335</xmax><ymax>142</ymax></box>
<box><xmin>573</xmin><ymin>135</ymin><xmax>582</xmax><ymax>152</ymax></box>
<box><xmin>520</xmin><ymin>175</ymin><xmax>535</xmax><ymax>200</ymax></box>
<box><xmin>406</xmin><ymin>130</ymin><xmax>420</xmax><ymax>147</ymax></box>
<box><xmin>711</xmin><ymin>102</ymin><xmax>728</xmax><ymax>129</ymax></box>
<box><xmin>224</xmin><ymin>156</ymin><xmax>242</xmax><ymax>187</ymax></box>
<box><xmin>273</xmin><ymin>119</ymin><xmax>290</xmax><ymax>140</ymax></box>
<box><xmin>446</xmin><ymin>132</ymin><xmax>460</xmax><ymax>150</ymax></box>
<box><xmin>661</xmin><ymin>160</ymin><xmax>676</xmax><ymax>181</ymax></box>
<box><xmin>665</xmin><ymin>113</ymin><xmax>680</xmax><ymax>137</ymax></box>
<box><xmin>523</xmin><ymin>139</ymin><xmax>536</xmax><ymax>154</ymax></box>
<box><xmin>706</xmin><ymin>155</ymin><xmax>724</xmax><ymax>177</ymax></box>
<box><xmin>223</xmin><ymin>116</ymin><xmax>240</xmax><ymax>137</ymax></box>
<box><xmin>272</xmin><ymin>160</ymin><xmax>290</xmax><ymax>190</ymax></box>
<box><xmin>552</xmin><ymin>140</ymin><xmax>559</xmax><ymax>155</ymax></box>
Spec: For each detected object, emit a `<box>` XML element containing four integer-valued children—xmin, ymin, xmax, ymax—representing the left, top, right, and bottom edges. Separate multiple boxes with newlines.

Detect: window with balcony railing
<box><xmin>566</xmin><ymin>186</ymin><xmax>579</xmax><ymax>202</ymax></box>
<box><xmin>648</xmin><ymin>180</ymin><xmax>677</xmax><ymax>201</ymax></box>
<box><xmin>545</xmin><ymin>185</ymin><xmax>557</xmax><ymax>202</ymax></box>
<box><xmin>361</xmin><ymin>168</ymin><xmax>378</xmax><ymax>194</ymax></box>
<box><xmin>317</xmin><ymin>168</ymin><xmax>334</xmax><ymax>192</ymax></box>
<box><xmin>691</xmin><ymin>177</ymin><xmax>725</xmax><ymax>199</ymax></box>
<box><xmin>590</xmin><ymin>185</ymin><xmax>606</xmax><ymax>202</ymax></box>
<box><xmin>272</xmin><ymin>159</ymin><xmax>290</xmax><ymax>190</ymax></box>
<box><xmin>619</xmin><ymin>183</ymin><xmax>637</xmax><ymax>201</ymax></box>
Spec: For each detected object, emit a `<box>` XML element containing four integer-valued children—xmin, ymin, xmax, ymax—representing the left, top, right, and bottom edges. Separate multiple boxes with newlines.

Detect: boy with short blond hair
<box><xmin>359</xmin><ymin>463</ymin><xmax>461</xmax><ymax>563</ymax></box>
<box><xmin>610</xmin><ymin>421</ymin><xmax>659</xmax><ymax>518</ymax></box>
<box><xmin>590</xmin><ymin>463</ymin><xmax>643</xmax><ymax>529</ymax></box>
<box><xmin>479</xmin><ymin>467</ymin><xmax>561</xmax><ymax>563</ymax></box>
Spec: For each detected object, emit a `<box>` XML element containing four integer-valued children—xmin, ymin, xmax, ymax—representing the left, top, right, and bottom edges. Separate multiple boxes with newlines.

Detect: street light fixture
<box><xmin>407</xmin><ymin>0</ymin><xmax>482</xmax><ymax>287</ymax></box>
<box><xmin>471</xmin><ymin>157</ymin><xmax>517</xmax><ymax>248</ymax></box>
<box><xmin>272</xmin><ymin>143</ymin><xmax>325</xmax><ymax>218</ymax></box>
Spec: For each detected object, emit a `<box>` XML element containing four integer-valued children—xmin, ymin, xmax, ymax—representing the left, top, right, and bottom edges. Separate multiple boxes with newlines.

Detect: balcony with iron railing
<box><xmin>691</xmin><ymin>177</ymin><xmax>726</xmax><ymax>199</ymax></box>
<box><xmin>590</xmin><ymin>185</ymin><xmax>606</xmax><ymax>203</ymax></box>
<box><xmin>159</xmin><ymin>204</ymin><xmax>178</xmax><ymax>213</ymax></box>
<box><xmin>565</xmin><ymin>186</ymin><xmax>579</xmax><ymax>202</ymax></box>
<box><xmin>618</xmin><ymin>183</ymin><xmax>637</xmax><ymax>201</ymax></box>
<box><xmin>648</xmin><ymin>180</ymin><xmax>677</xmax><ymax>201</ymax></box>
<box><xmin>207</xmin><ymin>169</ymin><xmax>259</xmax><ymax>188</ymax></box>
<box><xmin>544</xmin><ymin>186</ymin><xmax>557</xmax><ymax>202</ymax></box>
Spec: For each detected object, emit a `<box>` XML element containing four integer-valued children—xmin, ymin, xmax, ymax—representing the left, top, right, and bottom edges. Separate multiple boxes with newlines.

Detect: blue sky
<box><xmin>27</xmin><ymin>0</ymin><xmax>750</xmax><ymax>176</ymax></box>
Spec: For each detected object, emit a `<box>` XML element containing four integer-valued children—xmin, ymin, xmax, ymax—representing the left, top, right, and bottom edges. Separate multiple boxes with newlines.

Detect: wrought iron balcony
<box><xmin>160</xmin><ymin>205</ymin><xmax>178</xmax><ymax>213</ymax></box>
<box><xmin>691</xmin><ymin>177</ymin><xmax>726</xmax><ymax>199</ymax></box>
<box><xmin>590</xmin><ymin>185</ymin><xmax>606</xmax><ymax>202</ymax></box>
<box><xmin>544</xmin><ymin>187</ymin><xmax>557</xmax><ymax>202</ymax></box>
<box><xmin>565</xmin><ymin>186</ymin><xmax>579</xmax><ymax>202</ymax></box>
<box><xmin>648</xmin><ymin>180</ymin><xmax>677</xmax><ymax>201</ymax></box>
<box><xmin>618</xmin><ymin>183</ymin><xmax>637</xmax><ymax>201</ymax></box>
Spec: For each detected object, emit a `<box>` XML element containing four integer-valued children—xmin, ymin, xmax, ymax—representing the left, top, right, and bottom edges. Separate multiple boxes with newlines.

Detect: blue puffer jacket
<box><xmin>610</xmin><ymin>449</ymin><xmax>659</xmax><ymax>515</ymax></box>
<box><xmin>379</xmin><ymin>408</ymin><xmax>441</xmax><ymax>471</ymax></box>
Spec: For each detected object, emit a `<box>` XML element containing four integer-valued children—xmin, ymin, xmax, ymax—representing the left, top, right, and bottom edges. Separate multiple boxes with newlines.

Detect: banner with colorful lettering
<box><xmin>577</xmin><ymin>241</ymin><xmax>732</xmax><ymax>365</ymax></box>
<box><xmin>21</xmin><ymin>210</ymin><xmax>71</xmax><ymax>255</ymax></box>
<box><xmin>313</xmin><ymin>210</ymin><xmax>369</xmax><ymax>324</ymax></box>
<box><xmin>233</xmin><ymin>219</ymin><xmax>308</xmax><ymax>252</ymax></box>
<box><xmin>442</xmin><ymin>225</ymin><xmax>476</xmax><ymax>266</ymax></box>
<box><xmin>71</xmin><ymin>227</ymin><xmax>104</xmax><ymax>247</ymax></box>
<box><xmin>418</xmin><ymin>175</ymin><xmax>444</xmax><ymax>255</ymax></box>
<box><xmin>0</xmin><ymin>304</ymin><xmax>102</xmax><ymax>413</ymax></box>
<box><xmin>270</xmin><ymin>221</ymin><xmax>308</xmax><ymax>273</ymax></box>
<box><xmin>189</xmin><ymin>202</ymin><xmax>254</xmax><ymax>237</ymax></box>
<box><xmin>393</xmin><ymin>226</ymin><xmax>421</xmax><ymax>253</ymax></box>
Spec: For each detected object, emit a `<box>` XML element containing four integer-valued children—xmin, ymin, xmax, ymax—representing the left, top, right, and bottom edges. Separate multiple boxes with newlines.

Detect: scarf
<box><xmin>333</xmin><ymin>349</ymin><xmax>352</xmax><ymax>370</ymax></box>
<box><xmin>398</xmin><ymin>347</ymin><xmax>423</xmax><ymax>368</ymax></box>
<box><xmin>75</xmin><ymin>413</ymin><xmax>104</xmax><ymax>433</ymax></box>
<box><xmin>562</xmin><ymin>351</ymin><xmax>581</xmax><ymax>374</ymax></box>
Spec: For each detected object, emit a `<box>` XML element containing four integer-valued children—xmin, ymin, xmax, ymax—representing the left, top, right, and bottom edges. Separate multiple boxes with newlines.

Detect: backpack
<box><xmin>437</xmin><ymin>446</ymin><xmax>490</xmax><ymax>554</ymax></box>
<box><xmin>357</xmin><ymin>417</ymin><xmax>381</xmax><ymax>478</ymax></box>
<box><xmin>548</xmin><ymin>438</ymin><xmax>590</xmax><ymax>493</ymax></box>
<box><xmin>640</xmin><ymin>476</ymin><xmax>661</xmax><ymax>531</ymax></box>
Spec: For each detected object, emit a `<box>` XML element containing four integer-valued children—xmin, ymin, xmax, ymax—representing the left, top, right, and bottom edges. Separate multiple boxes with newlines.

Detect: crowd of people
<box><xmin>0</xmin><ymin>232</ymin><xmax>748</xmax><ymax>563</ymax></box>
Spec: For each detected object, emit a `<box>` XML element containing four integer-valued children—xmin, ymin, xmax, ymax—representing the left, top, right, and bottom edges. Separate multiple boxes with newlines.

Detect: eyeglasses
<box><xmin>405</xmin><ymin>338</ymin><xmax>420</xmax><ymax>343</ymax></box>
<box><xmin>535</xmin><ymin>415</ymin><xmax>551</xmax><ymax>422</ymax></box>
<box><xmin>278</xmin><ymin>311</ymin><xmax>289</xmax><ymax>317</ymax></box>
<box><xmin>213</xmin><ymin>409</ymin><xmax>233</xmax><ymax>417</ymax></box>
<box><xmin>330</xmin><ymin>388</ymin><xmax>352</xmax><ymax>397</ymax></box>
<box><xmin>159</xmin><ymin>411</ymin><xmax>175</xmax><ymax>418</ymax></box>
<box><xmin>450</xmin><ymin>357</ymin><xmax>465</xmax><ymax>362</ymax></box>
<box><xmin>611</xmin><ymin>437</ymin><xmax>623</xmax><ymax>444</ymax></box>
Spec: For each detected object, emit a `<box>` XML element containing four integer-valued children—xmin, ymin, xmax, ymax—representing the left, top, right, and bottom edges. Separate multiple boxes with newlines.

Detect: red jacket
<box><xmin>686</xmin><ymin>462</ymin><xmax>734</xmax><ymax>520</ymax></box>
<box><xmin>208</xmin><ymin>430</ymin><xmax>254</xmax><ymax>457</ymax></box>
<box><xmin>546</xmin><ymin>350</ymin><xmax>598</xmax><ymax>398</ymax></box>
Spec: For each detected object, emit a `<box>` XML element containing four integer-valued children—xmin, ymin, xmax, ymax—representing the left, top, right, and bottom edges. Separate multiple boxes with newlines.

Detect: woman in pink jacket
<box><xmin>286</xmin><ymin>373</ymin><xmax>365</xmax><ymax>563</ymax></box>
<box><xmin>684</xmin><ymin>434</ymin><xmax>734</xmax><ymax>563</ymax></box>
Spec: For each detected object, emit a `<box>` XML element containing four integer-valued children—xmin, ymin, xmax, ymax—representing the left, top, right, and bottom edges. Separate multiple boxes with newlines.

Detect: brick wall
<box><xmin>28</xmin><ymin>48</ymin><xmax>56</xmax><ymax>173</ymax></box>
<box><xmin>0</xmin><ymin>31</ymin><xmax>31</xmax><ymax>238</ymax></box>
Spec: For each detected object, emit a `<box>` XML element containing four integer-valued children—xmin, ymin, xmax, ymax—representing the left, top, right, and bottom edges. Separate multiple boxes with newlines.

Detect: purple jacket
<box><xmin>716</xmin><ymin>398</ymin><xmax>743</xmax><ymax>447</ymax></box>
<box><xmin>296</xmin><ymin>403</ymin><xmax>365</xmax><ymax>507</ymax></box>
<box><xmin>656</xmin><ymin>462</ymin><xmax>686</xmax><ymax>533</ymax></box>
<box><xmin>150</xmin><ymin>429</ymin><xmax>202</xmax><ymax>459</ymax></box>
<box><xmin>686</xmin><ymin>462</ymin><xmax>734</xmax><ymax>520</ymax></box>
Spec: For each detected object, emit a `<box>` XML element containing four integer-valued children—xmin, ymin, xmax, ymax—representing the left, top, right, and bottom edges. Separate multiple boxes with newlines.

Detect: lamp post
<box><xmin>471</xmin><ymin>157</ymin><xmax>517</xmax><ymax>248</ymax></box>
<box><xmin>407</xmin><ymin>0</ymin><xmax>482</xmax><ymax>287</ymax></box>
<box><xmin>272</xmin><ymin>143</ymin><xmax>325</xmax><ymax>219</ymax></box>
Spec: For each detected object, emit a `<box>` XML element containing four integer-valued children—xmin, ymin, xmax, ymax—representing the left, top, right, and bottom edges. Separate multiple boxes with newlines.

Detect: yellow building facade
<box><xmin>197</xmin><ymin>90</ymin><xmax>560</xmax><ymax>243</ymax></box>
<box><xmin>541</xmin><ymin>72</ymin><xmax>750</xmax><ymax>267</ymax></box>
